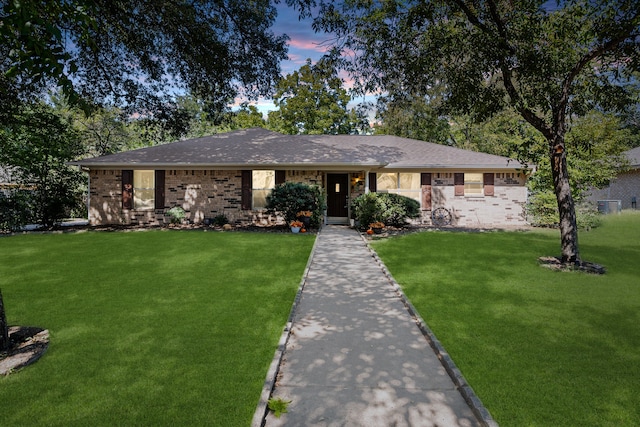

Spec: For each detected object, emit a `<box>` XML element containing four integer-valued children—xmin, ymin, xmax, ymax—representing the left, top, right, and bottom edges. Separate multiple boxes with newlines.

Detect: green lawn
<box><xmin>372</xmin><ymin>211</ymin><xmax>640</xmax><ymax>426</ymax></box>
<box><xmin>0</xmin><ymin>230</ymin><xmax>315</xmax><ymax>426</ymax></box>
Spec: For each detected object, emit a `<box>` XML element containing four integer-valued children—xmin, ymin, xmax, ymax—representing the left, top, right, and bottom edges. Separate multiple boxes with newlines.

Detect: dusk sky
<box><xmin>240</xmin><ymin>4</ymin><xmax>371</xmax><ymax>116</ymax></box>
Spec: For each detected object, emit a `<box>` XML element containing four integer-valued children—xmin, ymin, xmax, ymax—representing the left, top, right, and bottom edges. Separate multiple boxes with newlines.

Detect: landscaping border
<box><xmin>364</xmin><ymin>233</ymin><xmax>499</xmax><ymax>427</ymax></box>
<box><xmin>251</xmin><ymin>231</ymin><xmax>320</xmax><ymax>427</ymax></box>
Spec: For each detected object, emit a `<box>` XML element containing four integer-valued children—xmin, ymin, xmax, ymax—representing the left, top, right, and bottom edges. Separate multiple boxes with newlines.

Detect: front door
<box><xmin>327</xmin><ymin>174</ymin><xmax>349</xmax><ymax>218</ymax></box>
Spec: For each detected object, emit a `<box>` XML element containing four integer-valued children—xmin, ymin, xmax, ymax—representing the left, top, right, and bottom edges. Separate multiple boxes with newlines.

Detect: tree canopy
<box><xmin>300</xmin><ymin>0</ymin><xmax>640</xmax><ymax>263</ymax></box>
<box><xmin>0</xmin><ymin>0</ymin><xmax>288</xmax><ymax>116</ymax></box>
<box><xmin>268</xmin><ymin>58</ymin><xmax>367</xmax><ymax>134</ymax></box>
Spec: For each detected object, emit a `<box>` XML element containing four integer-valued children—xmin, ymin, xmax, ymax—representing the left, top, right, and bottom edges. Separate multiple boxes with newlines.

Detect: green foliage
<box><xmin>167</xmin><ymin>206</ymin><xmax>186</xmax><ymax>224</ymax></box>
<box><xmin>268</xmin><ymin>58</ymin><xmax>367</xmax><ymax>135</ymax></box>
<box><xmin>306</xmin><ymin>0</ymin><xmax>640</xmax><ymax>261</ymax></box>
<box><xmin>526</xmin><ymin>191</ymin><xmax>560</xmax><ymax>227</ymax></box>
<box><xmin>266</xmin><ymin>182</ymin><xmax>325</xmax><ymax>226</ymax></box>
<box><xmin>576</xmin><ymin>206</ymin><xmax>603</xmax><ymax>231</ymax></box>
<box><xmin>351</xmin><ymin>192</ymin><xmax>380</xmax><ymax>227</ymax></box>
<box><xmin>375</xmin><ymin>92</ymin><xmax>450</xmax><ymax>144</ymax></box>
<box><xmin>267</xmin><ymin>397</ymin><xmax>292</xmax><ymax>418</ymax></box>
<box><xmin>528</xmin><ymin>192</ymin><xmax>603</xmax><ymax>230</ymax></box>
<box><xmin>527</xmin><ymin>111</ymin><xmax>634</xmax><ymax>225</ymax></box>
<box><xmin>0</xmin><ymin>102</ymin><xmax>86</xmax><ymax>227</ymax></box>
<box><xmin>233</xmin><ymin>103</ymin><xmax>265</xmax><ymax>129</ymax></box>
<box><xmin>211</xmin><ymin>214</ymin><xmax>229</xmax><ymax>226</ymax></box>
<box><xmin>0</xmin><ymin>0</ymin><xmax>288</xmax><ymax>120</ymax></box>
<box><xmin>351</xmin><ymin>193</ymin><xmax>420</xmax><ymax>228</ymax></box>
<box><xmin>0</xmin><ymin>190</ymin><xmax>35</xmax><ymax>232</ymax></box>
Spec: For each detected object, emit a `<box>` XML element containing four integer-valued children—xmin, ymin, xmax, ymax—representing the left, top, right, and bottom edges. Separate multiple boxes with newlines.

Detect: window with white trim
<box><xmin>252</xmin><ymin>170</ymin><xmax>275</xmax><ymax>209</ymax></box>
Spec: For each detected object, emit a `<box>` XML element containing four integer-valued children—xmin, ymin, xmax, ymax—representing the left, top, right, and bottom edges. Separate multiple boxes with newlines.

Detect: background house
<box><xmin>73</xmin><ymin>128</ymin><xmax>530</xmax><ymax>228</ymax></box>
<box><xmin>586</xmin><ymin>146</ymin><xmax>640</xmax><ymax>211</ymax></box>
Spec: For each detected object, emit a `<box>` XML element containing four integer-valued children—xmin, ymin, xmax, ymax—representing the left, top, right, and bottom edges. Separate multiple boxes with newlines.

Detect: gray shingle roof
<box><xmin>73</xmin><ymin>127</ymin><xmax>524</xmax><ymax>170</ymax></box>
<box><xmin>625</xmin><ymin>146</ymin><xmax>640</xmax><ymax>167</ymax></box>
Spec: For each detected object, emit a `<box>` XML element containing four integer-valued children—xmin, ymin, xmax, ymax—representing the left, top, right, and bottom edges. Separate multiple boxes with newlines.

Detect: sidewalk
<box><xmin>255</xmin><ymin>226</ymin><xmax>494</xmax><ymax>427</ymax></box>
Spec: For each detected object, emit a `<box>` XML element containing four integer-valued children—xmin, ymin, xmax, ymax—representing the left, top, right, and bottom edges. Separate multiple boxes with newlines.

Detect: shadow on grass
<box><xmin>372</xmin><ymin>228</ymin><xmax>640</xmax><ymax>425</ymax></box>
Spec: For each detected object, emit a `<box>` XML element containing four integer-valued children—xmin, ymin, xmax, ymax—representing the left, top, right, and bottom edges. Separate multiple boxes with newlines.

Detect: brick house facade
<box><xmin>75</xmin><ymin>128</ymin><xmax>530</xmax><ymax>228</ymax></box>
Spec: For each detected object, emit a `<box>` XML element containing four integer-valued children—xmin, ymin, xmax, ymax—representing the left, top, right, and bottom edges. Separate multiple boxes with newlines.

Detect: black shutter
<box><xmin>454</xmin><ymin>173</ymin><xmax>464</xmax><ymax>196</ymax></box>
<box><xmin>421</xmin><ymin>173</ymin><xmax>432</xmax><ymax>210</ymax></box>
<box><xmin>122</xmin><ymin>170</ymin><xmax>133</xmax><ymax>209</ymax></box>
<box><xmin>483</xmin><ymin>173</ymin><xmax>495</xmax><ymax>196</ymax></box>
<box><xmin>275</xmin><ymin>170</ymin><xmax>286</xmax><ymax>185</ymax></box>
<box><xmin>241</xmin><ymin>170</ymin><xmax>252</xmax><ymax>210</ymax></box>
<box><xmin>155</xmin><ymin>170</ymin><xmax>165</xmax><ymax>209</ymax></box>
<box><xmin>368</xmin><ymin>172</ymin><xmax>377</xmax><ymax>192</ymax></box>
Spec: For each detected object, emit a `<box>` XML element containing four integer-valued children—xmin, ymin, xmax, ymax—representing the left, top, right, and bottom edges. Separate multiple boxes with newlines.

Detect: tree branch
<box><xmin>557</xmin><ymin>23</ymin><xmax>640</xmax><ymax>127</ymax></box>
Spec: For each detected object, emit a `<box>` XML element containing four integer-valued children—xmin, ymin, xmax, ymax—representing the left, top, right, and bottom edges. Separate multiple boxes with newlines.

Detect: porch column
<box><xmin>364</xmin><ymin>170</ymin><xmax>370</xmax><ymax>194</ymax></box>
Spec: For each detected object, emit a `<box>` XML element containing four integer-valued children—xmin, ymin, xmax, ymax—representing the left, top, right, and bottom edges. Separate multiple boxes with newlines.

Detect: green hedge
<box><xmin>351</xmin><ymin>192</ymin><xmax>420</xmax><ymax>228</ymax></box>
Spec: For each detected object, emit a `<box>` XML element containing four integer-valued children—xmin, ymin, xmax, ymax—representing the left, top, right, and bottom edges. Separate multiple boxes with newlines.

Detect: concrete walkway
<box><xmin>256</xmin><ymin>226</ymin><xmax>493</xmax><ymax>427</ymax></box>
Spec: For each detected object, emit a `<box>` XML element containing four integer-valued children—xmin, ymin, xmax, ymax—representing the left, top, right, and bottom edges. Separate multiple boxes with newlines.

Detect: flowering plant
<box><xmin>296</xmin><ymin>210</ymin><xmax>313</xmax><ymax>217</ymax></box>
<box><xmin>290</xmin><ymin>220</ymin><xmax>303</xmax><ymax>227</ymax></box>
<box><xmin>369</xmin><ymin>221</ymin><xmax>385</xmax><ymax>229</ymax></box>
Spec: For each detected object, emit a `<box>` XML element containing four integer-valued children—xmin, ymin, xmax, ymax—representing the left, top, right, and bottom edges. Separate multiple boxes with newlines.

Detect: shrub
<box><xmin>576</xmin><ymin>205</ymin><xmax>602</xmax><ymax>231</ymax></box>
<box><xmin>0</xmin><ymin>189</ymin><xmax>34</xmax><ymax>232</ymax></box>
<box><xmin>526</xmin><ymin>191</ymin><xmax>559</xmax><ymax>227</ymax></box>
<box><xmin>351</xmin><ymin>192</ymin><xmax>420</xmax><ymax>228</ymax></box>
<box><xmin>266</xmin><ymin>182</ymin><xmax>326</xmax><ymax>227</ymax></box>
<box><xmin>351</xmin><ymin>192</ymin><xmax>380</xmax><ymax>227</ymax></box>
<box><xmin>377</xmin><ymin>193</ymin><xmax>421</xmax><ymax>227</ymax></box>
<box><xmin>211</xmin><ymin>214</ymin><xmax>229</xmax><ymax>226</ymax></box>
<box><xmin>167</xmin><ymin>206</ymin><xmax>186</xmax><ymax>224</ymax></box>
<box><xmin>527</xmin><ymin>191</ymin><xmax>602</xmax><ymax>230</ymax></box>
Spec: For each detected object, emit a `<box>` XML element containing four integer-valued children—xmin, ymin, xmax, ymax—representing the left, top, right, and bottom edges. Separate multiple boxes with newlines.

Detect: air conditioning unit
<box><xmin>597</xmin><ymin>200</ymin><xmax>622</xmax><ymax>214</ymax></box>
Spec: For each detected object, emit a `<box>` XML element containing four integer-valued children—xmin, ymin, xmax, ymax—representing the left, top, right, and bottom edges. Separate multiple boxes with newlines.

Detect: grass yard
<box><xmin>0</xmin><ymin>230</ymin><xmax>315</xmax><ymax>426</ymax></box>
<box><xmin>372</xmin><ymin>211</ymin><xmax>640</xmax><ymax>426</ymax></box>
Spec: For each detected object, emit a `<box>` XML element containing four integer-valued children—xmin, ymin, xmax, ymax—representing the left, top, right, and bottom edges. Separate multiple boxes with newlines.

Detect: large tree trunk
<box><xmin>0</xmin><ymin>289</ymin><xmax>9</xmax><ymax>352</ymax></box>
<box><xmin>549</xmin><ymin>134</ymin><xmax>580</xmax><ymax>264</ymax></box>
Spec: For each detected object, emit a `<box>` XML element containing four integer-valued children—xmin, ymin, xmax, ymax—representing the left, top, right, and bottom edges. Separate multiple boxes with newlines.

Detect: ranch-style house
<box><xmin>72</xmin><ymin>127</ymin><xmax>530</xmax><ymax>228</ymax></box>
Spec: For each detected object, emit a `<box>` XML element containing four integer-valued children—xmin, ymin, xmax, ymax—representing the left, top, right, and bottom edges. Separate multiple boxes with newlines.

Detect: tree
<box><xmin>302</xmin><ymin>0</ymin><xmax>640</xmax><ymax>263</ymax></box>
<box><xmin>375</xmin><ymin>92</ymin><xmax>450</xmax><ymax>144</ymax></box>
<box><xmin>268</xmin><ymin>58</ymin><xmax>359</xmax><ymax>134</ymax></box>
<box><xmin>528</xmin><ymin>111</ymin><xmax>635</xmax><ymax>225</ymax></box>
<box><xmin>449</xmin><ymin>109</ymin><xmax>545</xmax><ymax>157</ymax></box>
<box><xmin>0</xmin><ymin>289</ymin><xmax>8</xmax><ymax>352</ymax></box>
<box><xmin>0</xmin><ymin>102</ymin><xmax>85</xmax><ymax>228</ymax></box>
<box><xmin>71</xmin><ymin>106</ymin><xmax>130</xmax><ymax>157</ymax></box>
<box><xmin>233</xmin><ymin>103</ymin><xmax>266</xmax><ymax>129</ymax></box>
<box><xmin>0</xmin><ymin>0</ymin><xmax>288</xmax><ymax>118</ymax></box>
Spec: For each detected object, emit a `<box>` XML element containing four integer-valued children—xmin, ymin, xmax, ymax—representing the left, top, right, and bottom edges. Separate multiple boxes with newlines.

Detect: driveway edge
<box><xmin>364</xmin><ymin>235</ymin><xmax>499</xmax><ymax>427</ymax></box>
<box><xmin>251</xmin><ymin>233</ymin><xmax>320</xmax><ymax>427</ymax></box>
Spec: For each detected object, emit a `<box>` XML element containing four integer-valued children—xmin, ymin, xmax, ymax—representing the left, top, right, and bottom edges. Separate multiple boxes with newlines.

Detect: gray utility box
<box><xmin>597</xmin><ymin>200</ymin><xmax>622</xmax><ymax>214</ymax></box>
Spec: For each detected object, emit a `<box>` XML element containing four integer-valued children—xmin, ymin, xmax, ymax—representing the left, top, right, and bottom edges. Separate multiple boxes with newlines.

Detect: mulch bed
<box><xmin>0</xmin><ymin>326</ymin><xmax>50</xmax><ymax>376</ymax></box>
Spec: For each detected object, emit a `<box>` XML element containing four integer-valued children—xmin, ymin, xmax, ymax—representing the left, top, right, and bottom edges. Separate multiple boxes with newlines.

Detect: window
<box><xmin>134</xmin><ymin>170</ymin><xmax>155</xmax><ymax>209</ymax></box>
<box><xmin>252</xmin><ymin>170</ymin><xmax>275</xmax><ymax>209</ymax></box>
<box><xmin>377</xmin><ymin>173</ymin><xmax>421</xmax><ymax>203</ymax></box>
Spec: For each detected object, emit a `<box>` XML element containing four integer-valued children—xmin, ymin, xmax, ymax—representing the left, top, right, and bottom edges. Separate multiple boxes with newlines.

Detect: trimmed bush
<box><xmin>266</xmin><ymin>182</ymin><xmax>326</xmax><ymax>227</ymax></box>
<box><xmin>351</xmin><ymin>192</ymin><xmax>420</xmax><ymax>228</ymax></box>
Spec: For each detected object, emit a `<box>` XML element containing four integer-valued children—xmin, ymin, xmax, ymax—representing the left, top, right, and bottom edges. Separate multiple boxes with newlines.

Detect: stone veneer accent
<box><xmin>420</xmin><ymin>171</ymin><xmax>528</xmax><ymax>227</ymax></box>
